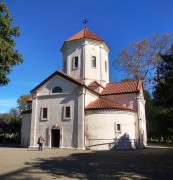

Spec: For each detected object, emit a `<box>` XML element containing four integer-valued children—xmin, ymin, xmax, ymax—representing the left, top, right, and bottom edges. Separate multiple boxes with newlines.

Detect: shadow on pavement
<box><xmin>0</xmin><ymin>148</ymin><xmax>173</xmax><ymax>179</ymax></box>
<box><xmin>0</xmin><ymin>143</ymin><xmax>20</xmax><ymax>147</ymax></box>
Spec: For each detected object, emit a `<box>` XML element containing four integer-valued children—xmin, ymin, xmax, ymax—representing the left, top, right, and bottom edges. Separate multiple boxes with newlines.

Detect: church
<box><xmin>21</xmin><ymin>28</ymin><xmax>147</xmax><ymax>150</ymax></box>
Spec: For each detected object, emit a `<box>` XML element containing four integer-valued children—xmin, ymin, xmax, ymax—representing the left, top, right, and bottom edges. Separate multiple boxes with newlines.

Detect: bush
<box><xmin>0</xmin><ymin>133</ymin><xmax>21</xmax><ymax>144</ymax></box>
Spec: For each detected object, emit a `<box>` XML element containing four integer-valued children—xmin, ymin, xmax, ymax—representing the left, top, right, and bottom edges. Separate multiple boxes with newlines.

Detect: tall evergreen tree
<box><xmin>153</xmin><ymin>46</ymin><xmax>173</xmax><ymax>141</ymax></box>
<box><xmin>0</xmin><ymin>2</ymin><xmax>23</xmax><ymax>86</ymax></box>
<box><xmin>154</xmin><ymin>47</ymin><xmax>173</xmax><ymax>107</ymax></box>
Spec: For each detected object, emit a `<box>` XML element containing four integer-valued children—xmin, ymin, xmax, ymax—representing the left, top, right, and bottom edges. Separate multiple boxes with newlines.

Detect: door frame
<box><xmin>51</xmin><ymin>129</ymin><xmax>60</xmax><ymax>148</ymax></box>
<box><xmin>50</xmin><ymin>126</ymin><xmax>62</xmax><ymax>148</ymax></box>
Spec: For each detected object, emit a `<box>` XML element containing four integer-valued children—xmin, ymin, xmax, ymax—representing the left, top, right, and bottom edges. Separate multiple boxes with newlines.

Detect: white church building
<box><xmin>21</xmin><ymin>28</ymin><xmax>147</xmax><ymax>150</ymax></box>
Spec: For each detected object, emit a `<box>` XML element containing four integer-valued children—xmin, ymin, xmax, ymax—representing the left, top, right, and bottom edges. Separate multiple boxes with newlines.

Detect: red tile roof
<box><xmin>66</xmin><ymin>28</ymin><xmax>104</xmax><ymax>42</ymax></box>
<box><xmin>88</xmin><ymin>81</ymin><xmax>105</xmax><ymax>89</ymax></box>
<box><xmin>101</xmin><ymin>80</ymin><xmax>142</xmax><ymax>95</ymax></box>
<box><xmin>85</xmin><ymin>98</ymin><xmax>135</xmax><ymax>111</ymax></box>
<box><xmin>27</xmin><ymin>97</ymin><xmax>32</xmax><ymax>102</ymax></box>
<box><xmin>61</xmin><ymin>28</ymin><xmax>110</xmax><ymax>51</ymax></box>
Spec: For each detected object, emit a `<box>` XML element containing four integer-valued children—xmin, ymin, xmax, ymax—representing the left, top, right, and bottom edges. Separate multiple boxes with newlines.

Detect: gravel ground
<box><xmin>0</xmin><ymin>146</ymin><xmax>173</xmax><ymax>179</ymax></box>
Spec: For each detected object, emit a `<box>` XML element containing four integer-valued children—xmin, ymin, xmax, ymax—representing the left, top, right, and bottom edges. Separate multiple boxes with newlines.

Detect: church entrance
<box><xmin>51</xmin><ymin>129</ymin><xmax>60</xmax><ymax>148</ymax></box>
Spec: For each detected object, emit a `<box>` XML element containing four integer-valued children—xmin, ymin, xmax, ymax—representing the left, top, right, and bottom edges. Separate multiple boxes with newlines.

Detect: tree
<box><xmin>152</xmin><ymin>46</ymin><xmax>173</xmax><ymax>142</ymax></box>
<box><xmin>0</xmin><ymin>108</ymin><xmax>22</xmax><ymax>143</ymax></box>
<box><xmin>0</xmin><ymin>2</ymin><xmax>23</xmax><ymax>86</ymax></box>
<box><xmin>153</xmin><ymin>46</ymin><xmax>173</xmax><ymax>107</ymax></box>
<box><xmin>0</xmin><ymin>93</ymin><xmax>31</xmax><ymax>144</ymax></box>
<box><xmin>17</xmin><ymin>94</ymin><xmax>31</xmax><ymax>114</ymax></box>
<box><xmin>113</xmin><ymin>34</ymin><xmax>172</xmax><ymax>88</ymax></box>
<box><xmin>144</xmin><ymin>90</ymin><xmax>155</xmax><ymax>139</ymax></box>
<box><xmin>121</xmin><ymin>78</ymin><xmax>134</xmax><ymax>82</ymax></box>
<box><xmin>0</xmin><ymin>113</ymin><xmax>11</xmax><ymax>124</ymax></box>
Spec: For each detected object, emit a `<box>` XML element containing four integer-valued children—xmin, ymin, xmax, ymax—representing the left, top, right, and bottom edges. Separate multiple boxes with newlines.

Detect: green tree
<box><xmin>0</xmin><ymin>93</ymin><xmax>31</xmax><ymax>144</ymax></box>
<box><xmin>0</xmin><ymin>108</ymin><xmax>21</xmax><ymax>143</ymax></box>
<box><xmin>113</xmin><ymin>34</ymin><xmax>172</xmax><ymax>88</ymax></box>
<box><xmin>0</xmin><ymin>112</ymin><xmax>11</xmax><ymax>124</ymax></box>
<box><xmin>9</xmin><ymin>108</ymin><xmax>21</xmax><ymax>135</ymax></box>
<box><xmin>144</xmin><ymin>90</ymin><xmax>155</xmax><ymax>139</ymax></box>
<box><xmin>0</xmin><ymin>2</ymin><xmax>23</xmax><ymax>86</ymax></box>
<box><xmin>17</xmin><ymin>94</ymin><xmax>31</xmax><ymax>114</ymax></box>
<box><xmin>153</xmin><ymin>46</ymin><xmax>173</xmax><ymax>142</ymax></box>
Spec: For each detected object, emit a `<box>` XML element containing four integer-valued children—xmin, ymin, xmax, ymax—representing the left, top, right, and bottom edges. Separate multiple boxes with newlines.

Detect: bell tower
<box><xmin>60</xmin><ymin>28</ymin><xmax>110</xmax><ymax>87</ymax></box>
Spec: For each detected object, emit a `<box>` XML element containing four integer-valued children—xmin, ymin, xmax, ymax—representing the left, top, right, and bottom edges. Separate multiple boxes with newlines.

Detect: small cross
<box><xmin>83</xmin><ymin>19</ymin><xmax>89</xmax><ymax>27</ymax></box>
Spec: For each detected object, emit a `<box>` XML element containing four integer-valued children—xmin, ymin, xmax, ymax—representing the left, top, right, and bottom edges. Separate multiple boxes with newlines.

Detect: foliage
<box><xmin>153</xmin><ymin>46</ymin><xmax>173</xmax><ymax>108</ymax></box>
<box><xmin>144</xmin><ymin>90</ymin><xmax>155</xmax><ymax>138</ymax></box>
<box><xmin>0</xmin><ymin>112</ymin><xmax>11</xmax><ymax>124</ymax></box>
<box><xmin>0</xmin><ymin>94</ymin><xmax>31</xmax><ymax>143</ymax></box>
<box><xmin>0</xmin><ymin>2</ymin><xmax>23</xmax><ymax>86</ymax></box>
<box><xmin>121</xmin><ymin>78</ymin><xmax>134</xmax><ymax>82</ymax></box>
<box><xmin>17</xmin><ymin>94</ymin><xmax>31</xmax><ymax>113</ymax></box>
<box><xmin>113</xmin><ymin>34</ymin><xmax>172</xmax><ymax>89</ymax></box>
<box><xmin>151</xmin><ymin>46</ymin><xmax>173</xmax><ymax>142</ymax></box>
<box><xmin>0</xmin><ymin>109</ymin><xmax>21</xmax><ymax>143</ymax></box>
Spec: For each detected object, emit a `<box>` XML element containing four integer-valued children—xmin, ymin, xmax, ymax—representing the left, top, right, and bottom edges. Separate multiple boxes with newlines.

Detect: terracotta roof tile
<box><xmin>27</xmin><ymin>97</ymin><xmax>32</xmax><ymax>102</ymax></box>
<box><xmin>88</xmin><ymin>81</ymin><xmax>105</xmax><ymax>89</ymax></box>
<box><xmin>61</xmin><ymin>28</ymin><xmax>110</xmax><ymax>51</ymax></box>
<box><xmin>66</xmin><ymin>28</ymin><xmax>104</xmax><ymax>42</ymax></box>
<box><xmin>85</xmin><ymin>98</ymin><xmax>135</xmax><ymax>111</ymax></box>
<box><xmin>101</xmin><ymin>80</ymin><xmax>142</xmax><ymax>95</ymax></box>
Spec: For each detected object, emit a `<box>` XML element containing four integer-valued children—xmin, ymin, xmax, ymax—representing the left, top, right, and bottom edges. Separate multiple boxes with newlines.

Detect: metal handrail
<box><xmin>86</xmin><ymin>138</ymin><xmax>137</xmax><ymax>150</ymax></box>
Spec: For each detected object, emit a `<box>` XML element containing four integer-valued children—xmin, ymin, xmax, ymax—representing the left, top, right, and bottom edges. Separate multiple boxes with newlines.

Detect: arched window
<box><xmin>52</xmin><ymin>87</ymin><xmax>62</xmax><ymax>93</ymax></box>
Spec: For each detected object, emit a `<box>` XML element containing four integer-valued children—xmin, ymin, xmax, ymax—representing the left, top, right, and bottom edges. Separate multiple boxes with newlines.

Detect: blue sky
<box><xmin>0</xmin><ymin>0</ymin><xmax>173</xmax><ymax>113</ymax></box>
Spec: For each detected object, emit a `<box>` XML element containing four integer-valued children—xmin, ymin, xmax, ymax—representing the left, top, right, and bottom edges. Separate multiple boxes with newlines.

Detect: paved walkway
<box><xmin>0</xmin><ymin>147</ymin><xmax>173</xmax><ymax>179</ymax></box>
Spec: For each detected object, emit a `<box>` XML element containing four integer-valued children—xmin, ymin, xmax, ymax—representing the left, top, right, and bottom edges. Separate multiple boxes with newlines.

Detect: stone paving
<box><xmin>0</xmin><ymin>146</ymin><xmax>173</xmax><ymax>179</ymax></box>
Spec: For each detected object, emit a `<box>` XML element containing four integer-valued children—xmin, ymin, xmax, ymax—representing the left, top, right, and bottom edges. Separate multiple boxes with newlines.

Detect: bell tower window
<box><xmin>63</xmin><ymin>61</ymin><xmax>67</xmax><ymax>72</ymax></box>
<box><xmin>105</xmin><ymin>61</ymin><xmax>107</xmax><ymax>73</ymax></box>
<box><xmin>73</xmin><ymin>56</ymin><xmax>79</xmax><ymax>69</ymax></box>
<box><xmin>91</xmin><ymin>56</ymin><xmax>96</xmax><ymax>68</ymax></box>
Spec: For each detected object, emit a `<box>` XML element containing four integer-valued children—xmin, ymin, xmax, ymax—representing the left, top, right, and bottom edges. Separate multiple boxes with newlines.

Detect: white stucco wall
<box><xmin>85</xmin><ymin>89</ymin><xmax>99</xmax><ymax>107</ymax></box>
<box><xmin>62</xmin><ymin>40</ymin><xmax>83</xmax><ymax>80</ymax></box>
<box><xmin>102</xmin><ymin>93</ymin><xmax>138</xmax><ymax>111</ymax></box>
<box><xmin>21</xmin><ymin>113</ymin><xmax>31</xmax><ymax>147</ymax></box>
<box><xmin>37</xmin><ymin>74</ymin><xmax>79</xmax><ymax>96</ymax></box>
<box><xmin>85</xmin><ymin>110</ymin><xmax>137</xmax><ymax>150</ymax></box>
<box><xmin>36</xmin><ymin>94</ymin><xmax>78</xmax><ymax>147</ymax></box>
<box><xmin>84</xmin><ymin>40</ymin><xmax>109</xmax><ymax>86</ymax></box>
<box><xmin>62</xmin><ymin>39</ymin><xmax>109</xmax><ymax>87</ymax></box>
<box><xmin>104</xmin><ymin>90</ymin><xmax>147</xmax><ymax>147</ymax></box>
<box><xmin>29</xmin><ymin>75</ymin><xmax>85</xmax><ymax>149</ymax></box>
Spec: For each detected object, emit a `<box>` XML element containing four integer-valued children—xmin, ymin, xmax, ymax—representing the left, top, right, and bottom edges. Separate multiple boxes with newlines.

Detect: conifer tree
<box><xmin>153</xmin><ymin>46</ymin><xmax>173</xmax><ymax>141</ymax></box>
